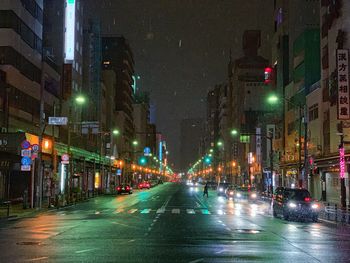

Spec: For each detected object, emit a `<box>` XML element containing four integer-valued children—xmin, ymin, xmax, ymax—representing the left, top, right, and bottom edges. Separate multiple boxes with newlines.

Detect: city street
<box><xmin>0</xmin><ymin>183</ymin><xmax>350</xmax><ymax>262</ymax></box>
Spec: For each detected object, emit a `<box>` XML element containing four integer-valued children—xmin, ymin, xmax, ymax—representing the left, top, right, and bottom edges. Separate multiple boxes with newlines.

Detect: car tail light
<box><xmin>304</xmin><ymin>197</ymin><xmax>311</xmax><ymax>202</ymax></box>
<box><xmin>126</xmin><ymin>186</ymin><xmax>130</xmax><ymax>190</ymax></box>
<box><xmin>117</xmin><ymin>187</ymin><xmax>121</xmax><ymax>191</ymax></box>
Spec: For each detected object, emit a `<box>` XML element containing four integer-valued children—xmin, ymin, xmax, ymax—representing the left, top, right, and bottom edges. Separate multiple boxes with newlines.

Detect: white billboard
<box><xmin>64</xmin><ymin>0</ymin><xmax>76</xmax><ymax>61</ymax></box>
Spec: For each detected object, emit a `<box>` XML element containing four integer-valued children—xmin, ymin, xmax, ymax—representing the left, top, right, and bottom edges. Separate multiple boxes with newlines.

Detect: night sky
<box><xmin>85</xmin><ymin>0</ymin><xmax>273</xmax><ymax>169</ymax></box>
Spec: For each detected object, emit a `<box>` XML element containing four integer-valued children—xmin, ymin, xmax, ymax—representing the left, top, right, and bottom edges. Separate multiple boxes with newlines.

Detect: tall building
<box><xmin>229</xmin><ymin>30</ymin><xmax>270</xmax><ymax>188</ymax></box>
<box><xmin>316</xmin><ymin>0</ymin><xmax>350</xmax><ymax>205</ymax></box>
<box><xmin>180</xmin><ymin>118</ymin><xmax>204</xmax><ymax>171</ymax></box>
<box><xmin>0</xmin><ymin>0</ymin><xmax>60</xmax><ymax>201</ymax></box>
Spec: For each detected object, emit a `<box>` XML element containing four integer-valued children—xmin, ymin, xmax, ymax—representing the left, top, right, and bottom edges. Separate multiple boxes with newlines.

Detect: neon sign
<box><xmin>64</xmin><ymin>0</ymin><xmax>76</xmax><ymax>61</ymax></box>
<box><xmin>339</xmin><ymin>147</ymin><xmax>345</xmax><ymax>179</ymax></box>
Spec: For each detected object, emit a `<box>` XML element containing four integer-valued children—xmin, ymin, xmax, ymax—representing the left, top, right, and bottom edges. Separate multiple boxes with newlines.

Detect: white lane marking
<box><xmin>148</xmin><ymin>227</ymin><xmax>152</xmax><ymax>231</ymax></box>
<box><xmin>215</xmin><ymin>249</ymin><xmax>227</xmax><ymax>254</ymax></box>
<box><xmin>172</xmin><ymin>208</ymin><xmax>180</xmax><ymax>214</ymax></box>
<box><xmin>189</xmin><ymin>259</ymin><xmax>204</xmax><ymax>263</ymax></box>
<box><xmin>151</xmin><ymin>223</ymin><xmax>154</xmax><ymax>227</ymax></box>
<box><xmin>156</xmin><ymin>208</ymin><xmax>165</xmax><ymax>214</ymax></box>
<box><xmin>195</xmin><ymin>202</ymin><xmax>201</xmax><ymax>208</ymax></box>
<box><xmin>226</xmin><ymin>227</ymin><xmax>231</xmax><ymax>231</ymax></box>
<box><xmin>128</xmin><ymin>239</ymin><xmax>135</xmax><ymax>243</ymax></box>
<box><xmin>25</xmin><ymin>257</ymin><xmax>49</xmax><ymax>262</ymax></box>
<box><xmin>75</xmin><ymin>248</ymin><xmax>97</xmax><ymax>254</ymax></box>
<box><xmin>141</xmin><ymin>209</ymin><xmax>151</xmax><ymax>214</ymax></box>
<box><xmin>128</xmin><ymin>209</ymin><xmax>138</xmax><ymax>214</ymax></box>
<box><xmin>201</xmin><ymin>209</ymin><xmax>211</xmax><ymax>215</ymax></box>
<box><xmin>186</xmin><ymin>209</ymin><xmax>195</xmax><ymax>214</ymax></box>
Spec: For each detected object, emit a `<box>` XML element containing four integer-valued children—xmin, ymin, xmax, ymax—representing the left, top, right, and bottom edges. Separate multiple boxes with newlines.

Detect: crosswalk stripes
<box><xmin>201</xmin><ymin>209</ymin><xmax>211</xmax><ymax>215</ymax></box>
<box><xmin>128</xmin><ymin>209</ymin><xmax>138</xmax><ymax>214</ymax></box>
<box><xmin>172</xmin><ymin>208</ymin><xmax>180</xmax><ymax>214</ymax></box>
<box><xmin>113</xmin><ymin>208</ymin><xmax>125</xmax><ymax>214</ymax></box>
<box><xmin>141</xmin><ymin>209</ymin><xmax>152</xmax><ymax>214</ymax></box>
<box><xmin>156</xmin><ymin>208</ymin><xmax>165</xmax><ymax>214</ymax></box>
<box><xmin>186</xmin><ymin>209</ymin><xmax>195</xmax><ymax>214</ymax></box>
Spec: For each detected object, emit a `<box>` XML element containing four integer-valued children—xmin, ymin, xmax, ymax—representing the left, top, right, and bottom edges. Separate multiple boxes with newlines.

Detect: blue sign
<box><xmin>144</xmin><ymin>147</ymin><xmax>151</xmax><ymax>156</ymax></box>
<box><xmin>117</xmin><ymin>169</ymin><xmax>122</xmax><ymax>176</ymax></box>
<box><xmin>21</xmin><ymin>156</ymin><xmax>31</xmax><ymax>166</ymax></box>
<box><xmin>21</xmin><ymin>140</ymin><xmax>31</xmax><ymax>149</ymax></box>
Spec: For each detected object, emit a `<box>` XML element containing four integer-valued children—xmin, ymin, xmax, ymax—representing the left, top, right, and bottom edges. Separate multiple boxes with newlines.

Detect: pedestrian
<box><xmin>203</xmin><ymin>182</ymin><xmax>209</xmax><ymax>198</ymax></box>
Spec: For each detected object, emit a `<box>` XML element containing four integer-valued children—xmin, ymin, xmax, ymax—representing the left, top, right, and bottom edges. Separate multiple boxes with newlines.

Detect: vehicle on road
<box><xmin>272</xmin><ymin>187</ymin><xmax>320</xmax><ymax>222</ymax></box>
<box><xmin>138</xmin><ymin>181</ymin><xmax>150</xmax><ymax>189</ymax></box>
<box><xmin>116</xmin><ymin>184</ymin><xmax>133</xmax><ymax>195</ymax></box>
<box><xmin>217</xmin><ymin>183</ymin><xmax>229</xmax><ymax>196</ymax></box>
<box><xmin>225</xmin><ymin>185</ymin><xmax>235</xmax><ymax>200</ymax></box>
<box><xmin>234</xmin><ymin>186</ymin><xmax>258</xmax><ymax>201</ymax></box>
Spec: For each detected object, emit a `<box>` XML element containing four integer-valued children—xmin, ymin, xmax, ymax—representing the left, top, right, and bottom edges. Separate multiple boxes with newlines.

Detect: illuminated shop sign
<box><xmin>64</xmin><ymin>0</ymin><xmax>76</xmax><ymax>61</ymax></box>
<box><xmin>337</xmin><ymin>49</ymin><xmax>350</xmax><ymax>120</ymax></box>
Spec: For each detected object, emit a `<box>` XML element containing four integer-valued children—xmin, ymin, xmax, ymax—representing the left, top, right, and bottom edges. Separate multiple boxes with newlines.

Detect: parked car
<box><xmin>234</xmin><ymin>186</ymin><xmax>258</xmax><ymax>201</ymax></box>
<box><xmin>116</xmin><ymin>184</ymin><xmax>133</xmax><ymax>195</ymax></box>
<box><xmin>272</xmin><ymin>187</ymin><xmax>320</xmax><ymax>222</ymax></box>
<box><xmin>138</xmin><ymin>181</ymin><xmax>150</xmax><ymax>189</ymax></box>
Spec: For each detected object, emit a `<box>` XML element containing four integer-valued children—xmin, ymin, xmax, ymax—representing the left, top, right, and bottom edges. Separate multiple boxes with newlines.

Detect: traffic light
<box><xmin>204</xmin><ymin>155</ymin><xmax>212</xmax><ymax>165</ymax></box>
<box><xmin>138</xmin><ymin>156</ymin><xmax>147</xmax><ymax>166</ymax></box>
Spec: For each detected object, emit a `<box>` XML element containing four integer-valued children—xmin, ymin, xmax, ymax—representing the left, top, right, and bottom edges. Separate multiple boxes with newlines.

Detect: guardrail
<box><xmin>321</xmin><ymin>203</ymin><xmax>350</xmax><ymax>224</ymax></box>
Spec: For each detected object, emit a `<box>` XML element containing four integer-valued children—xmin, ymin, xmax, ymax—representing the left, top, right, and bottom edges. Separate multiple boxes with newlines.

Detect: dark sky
<box><xmin>85</xmin><ymin>0</ymin><xmax>273</xmax><ymax>169</ymax></box>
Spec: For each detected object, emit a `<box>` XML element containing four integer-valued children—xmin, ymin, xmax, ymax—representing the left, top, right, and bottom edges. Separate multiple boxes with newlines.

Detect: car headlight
<box><xmin>251</xmin><ymin>193</ymin><xmax>257</xmax><ymax>198</ymax></box>
<box><xmin>311</xmin><ymin>203</ymin><xmax>319</xmax><ymax>209</ymax></box>
<box><xmin>195</xmin><ymin>182</ymin><xmax>198</xmax><ymax>186</ymax></box>
<box><xmin>219</xmin><ymin>188</ymin><xmax>223</xmax><ymax>192</ymax></box>
<box><xmin>236</xmin><ymin>193</ymin><xmax>241</xmax><ymax>197</ymax></box>
<box><xmin>288</xmin><ymin>202</ymin><xmax>297</xmax><ymax>208</ymax></box>
<box><xmin>229</xmin><ymin>191</ymin><xmax>234</xmax><ymax>195</ymax></box>
<box><xmin>190</xmin><ymin>187</ymin><xmax>193</xmax><ymax>191</ymax></box>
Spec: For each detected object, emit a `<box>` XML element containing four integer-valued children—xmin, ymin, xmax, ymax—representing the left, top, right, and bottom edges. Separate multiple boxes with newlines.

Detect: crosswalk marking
<box><xmin>128</xmin><ymin>209</ymin><xmax>138</xmax><ymax>214</ymax></box>
<box><xmin>201</xmin><ymin>209</ymin><xmax>211</xmax><ymax>215</ymax></box>
<box><xmin>141</xmin><ymin>209</ymin><xmax>151</xmax><ymax>214</ymax></box>
<box><xmin>172</xmin><ymin>208</ymin><xmax>180</xmax><ymax>214</ymax></box>
<box><xmin>186</xmin><ymin>209</ymin><xmax>195</xmax><ymax>214</ymax></box>
<box><xmin>156</xmin><ymin>208</ymin><xmax>165</xmax><ymax>214</ymax></box>
<box><xmin>113</xmin><ymin>208</ymin><xmax>124</xmax><ymax>214</ymax></box>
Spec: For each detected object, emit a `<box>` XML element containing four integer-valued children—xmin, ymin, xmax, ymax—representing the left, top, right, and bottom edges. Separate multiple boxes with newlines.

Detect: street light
<box><xmin>132</xmin><ymin>140</ymin><xmax>139</xmax><ymax>146</ymax></box>
<box><xmin>112</xmin><ymin>129</ymin><xmax>120</xmax><ymax>135</ymax></box>
<box><xmin>75</xmin><ymin>95</ymin><xmax>86</xmax><ymax>105</ymax></box>
<box><xmin>231</xmin><ymin>129</ymin><xmax>238</xmax><ymax>136</ymax></box>
<box><xmin>267</xmin><ymin>93</ymin><xmax>307</xmax><ymax>189</ymax></box>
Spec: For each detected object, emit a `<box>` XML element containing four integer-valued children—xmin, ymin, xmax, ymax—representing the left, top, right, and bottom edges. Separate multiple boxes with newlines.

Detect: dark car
<box><xmin>234</xmin><ymin>186</ymin><xmax>258</xmax><ymax>201</ymax></box>
<box><xmin>272</xmin><ymin>187</ymin><xmax>320</xmax><ymax>221</ymax></box>
<box><xmin>225</xmin><ymin>185</ymin><xmax>235</xmax><ymax>200</ymax></box>
<box><xmin>116</xmin><ymin>184</ymin><xmax>133</xmax><ymax>195</ymax></box>
<box><xmin>217</xmin><ymin>183</ymin><xmax>229</xmax><ymax>196</ymax></box>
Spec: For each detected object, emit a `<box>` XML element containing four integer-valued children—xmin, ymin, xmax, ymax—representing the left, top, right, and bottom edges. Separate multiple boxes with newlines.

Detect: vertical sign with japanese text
<box><xmin>337</xmin><ymin>49</ymin><xmax>350</xmax><ymax>120</ymax></box>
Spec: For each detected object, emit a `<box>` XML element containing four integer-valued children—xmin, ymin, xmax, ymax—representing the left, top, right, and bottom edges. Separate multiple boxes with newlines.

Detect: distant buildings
<box><xmin>0</xmin><ymin>1</ymin><xmax>163</xmax><ymax>205</ymax></box>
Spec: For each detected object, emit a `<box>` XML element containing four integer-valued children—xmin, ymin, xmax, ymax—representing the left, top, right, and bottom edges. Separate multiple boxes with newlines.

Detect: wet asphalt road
<box><xmin>0</xmin><ymin>183</ymin><xmax>350</xmax><ymax>262</ymax></box>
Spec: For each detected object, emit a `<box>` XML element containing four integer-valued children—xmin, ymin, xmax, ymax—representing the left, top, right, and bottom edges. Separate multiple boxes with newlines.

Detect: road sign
<box><xmin>32</xmin><ymin>144</ymin><xmax>39</xmax><ymax>153</ymax></box>
<box><xmin>117</xmin><ymin>169</ymin><xmax>122</xmax><ymax>176</ymax></box>
<box><xmin>144</xmin><ymin>147</ymin><xmax>151</xmax><ymax>156</ymax></box>
<box><xmin>61</xmin><ymin>154</ymin><xmax>69</xmax><ymax>164</ymax></box>
<box><xmin>21</xmin><ymin>165</ymin><xmax>31</xmax><ymax>171</ymax></box>
<box><xmin>21</xmin><ymin>156</ymin><xmax>32</xmax><ymax>166</ymax></box>
<box><xmin>21</xmin><ymin>149</ymin><xmax>32</xmax><ymax>157</ymax></box>
<box><xmin>21</xmin><ymin>140</ymin><xmax>31</xmax><ymax>149</ymax></box>
<box><xmin>48</xmin><ymin>117</ymin><xmax>68</xmax><ymax>125</ymax></box>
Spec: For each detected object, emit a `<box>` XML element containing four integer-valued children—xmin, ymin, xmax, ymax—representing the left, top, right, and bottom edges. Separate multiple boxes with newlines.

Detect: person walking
<box><xmin>203</xmin><ymin>183</ymin><xmax>209</xmax><ymax>198</ymax></box>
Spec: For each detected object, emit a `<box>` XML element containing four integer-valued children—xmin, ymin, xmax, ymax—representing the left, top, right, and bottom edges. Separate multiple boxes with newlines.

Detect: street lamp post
<box><xmin>267</xmin><ymin>94</ymin><xmax>308</xmax><ymax>189</ymax></box>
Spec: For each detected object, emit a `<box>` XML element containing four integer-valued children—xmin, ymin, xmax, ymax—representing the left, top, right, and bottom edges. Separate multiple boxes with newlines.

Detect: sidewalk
<box><xmin>0</xmin><ymin>203</ymin><xmax>46</xmax><ymax>220</ymax></box>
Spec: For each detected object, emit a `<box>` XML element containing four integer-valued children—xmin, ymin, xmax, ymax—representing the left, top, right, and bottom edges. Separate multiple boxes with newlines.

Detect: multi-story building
<box><xmin>102</xmin><ymin>36</ymin><xmax>135</xmax><ymax>182</ymax></box>
<box><xmin>317</xmin><ymin>0</ymin><xmax>350</xmax><ymax>205</ymax></box>
<box><xmin>229</xmin><ymin>30</ymin><xmax>270</xmax><ymax>189</ymax></box>
<box><xmin>0</xmin><ymin>0</ymin><xmax>61</xmax><ymax>201</ymax></box>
